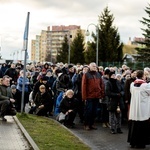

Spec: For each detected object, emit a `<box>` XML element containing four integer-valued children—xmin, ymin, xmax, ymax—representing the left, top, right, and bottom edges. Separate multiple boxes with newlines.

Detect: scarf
<box><xmin>134</xmin><ymin>79</ymin><xmax>146</xmax><ymax>87</ymax></box>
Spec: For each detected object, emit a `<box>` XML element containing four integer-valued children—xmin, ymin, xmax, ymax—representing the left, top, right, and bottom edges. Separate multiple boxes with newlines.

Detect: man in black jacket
<box><xmin>4</xmin><ymin>63</ymin><xmax>18</xmax><ymax>85</ymax></box>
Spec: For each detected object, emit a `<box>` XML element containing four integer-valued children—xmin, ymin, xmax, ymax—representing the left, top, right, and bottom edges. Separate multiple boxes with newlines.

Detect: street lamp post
<box><xmin>86</xmin><ymin>23</ymin><xmax>99</xmax><ymax>66</ymax></box>
<box><xmin>50</xmin><ymin>36</ymin><xmax>52</xmax><ymax>63</ymax></box>
<box><xmin>68</xmin><ymin>31</ymin><xmax>71</xmax><ymax>64</ymax></box>
<box><xmin>17</xmin><ymin>50</ymin><xmax>19</xmax><ymax>60</ymax></box>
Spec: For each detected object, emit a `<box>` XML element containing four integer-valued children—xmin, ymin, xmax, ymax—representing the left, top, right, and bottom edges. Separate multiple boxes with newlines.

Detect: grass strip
<box><xmin>17</xmin><ymin>113</ymin><xmax>90</xmax><ymax>150</ymax></box>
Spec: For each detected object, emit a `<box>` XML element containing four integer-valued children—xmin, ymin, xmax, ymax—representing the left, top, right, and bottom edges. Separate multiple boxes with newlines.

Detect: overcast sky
<box><xmin>0</xmin><ymin>0</ymin><xmax>149</xmax><ymax>60</ymax></box>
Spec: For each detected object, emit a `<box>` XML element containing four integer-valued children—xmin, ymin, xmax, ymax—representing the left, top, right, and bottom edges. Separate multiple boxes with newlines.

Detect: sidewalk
<box><xmin>0</xmin><ymin>116</ymin><xmax>31</xmax><ymax>150</ymax></box>
<box><xmin>0</xmin><ymin>116</ymin><xmax>39</xmax><ymax>150</ymax></box>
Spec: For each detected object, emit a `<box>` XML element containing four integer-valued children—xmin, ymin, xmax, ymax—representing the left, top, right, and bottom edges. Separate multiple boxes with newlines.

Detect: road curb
<box><xmin>13</xmin><ymin>116</ymin><xmax>40</xmax><ymax>150</ymax></box>
<box><xmin>48</xmin><ymin>117</ymin><xmax>91</xmax><ymax>149</ymax></box>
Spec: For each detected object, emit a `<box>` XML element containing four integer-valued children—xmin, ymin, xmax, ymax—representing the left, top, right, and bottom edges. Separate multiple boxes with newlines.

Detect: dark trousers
<box><xmin>64</xmin><ymin>111</ymin><xmax>76</xmax><ymax>126</ymax></box>
<box><xmin>77</xmin><ymin>100</ymin><xmax>84</xmax><ymax>121</ymax></box>
<box><xmin>35</xmin><ymin>106</ymin><xmax>50</xmax><ymax>116</ymax></box>
<box><xmin>18</xmin><ymin>91</ymin><xmax>29</xmax><ymax>112</ymax></box>
<box><xmin>128</xmin><ymin>120</ymin><xmax>150</xmax><ymax>146</ymax></box>
<box><xmin>0</xmin><ymin>100</ymin><xmax>10</xmax><ymax>116</ymax></box>
<box><xmin>0</xmin><ymin>100</ymin><xmax>16</xmax><ymax>116</ymax></box>
<box><xmin>84</xmin><ymin>98</ymin><xmax>99</xmax><ymax>127</ymax></box>
<box><xmin>101</xmin><ymin>103</ymin><xmax>109</xmax><ymax>123</ymax></box>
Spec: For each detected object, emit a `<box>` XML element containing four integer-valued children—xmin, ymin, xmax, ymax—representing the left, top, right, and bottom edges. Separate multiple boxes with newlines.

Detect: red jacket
<box><xmin>82</xmin><ymin>71</ymin><xmax>105</xmax><ymax>101</ymax></box>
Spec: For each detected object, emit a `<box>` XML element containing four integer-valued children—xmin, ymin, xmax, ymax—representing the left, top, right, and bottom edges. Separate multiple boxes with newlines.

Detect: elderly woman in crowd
<box><xmin>34</xmin><ymin>84</ymin><xmax>53</xmax><ymax>116</ymax></box>
<box><xmin>58</xmin><ymin>89</ymin><xmax>79</xmax><ymax>128</ymax></box>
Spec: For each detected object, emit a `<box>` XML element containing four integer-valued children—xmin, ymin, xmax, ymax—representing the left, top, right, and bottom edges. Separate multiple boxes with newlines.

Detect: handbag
<box><xmin>58</xmin><ymin>112</ymin><xmax>66</xmax><ymax>122</ymax></box>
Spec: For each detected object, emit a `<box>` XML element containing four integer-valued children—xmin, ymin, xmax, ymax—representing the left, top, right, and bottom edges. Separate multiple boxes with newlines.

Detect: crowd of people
<box><xmin>0</xmin><ymin>60</ymin><xmax>150</xmax><ymax>149</ymax></box>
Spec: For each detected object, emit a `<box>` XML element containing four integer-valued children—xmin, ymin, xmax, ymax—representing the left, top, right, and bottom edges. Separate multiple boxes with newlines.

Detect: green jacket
<box><xmin>0</xmin><ymin>85</ymin><xmax>13</xmax><ymax>101</ymax></box>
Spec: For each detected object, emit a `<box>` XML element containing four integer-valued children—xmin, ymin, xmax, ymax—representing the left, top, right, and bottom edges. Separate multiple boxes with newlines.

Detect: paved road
<box><xmin>69</xmin><ymin>118</ymin><xmax>150</xmax><ymax>150</ymax></box>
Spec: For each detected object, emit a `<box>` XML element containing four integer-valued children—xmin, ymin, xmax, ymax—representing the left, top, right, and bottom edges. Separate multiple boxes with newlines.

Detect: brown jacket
<box><xmin>82</xmin><ymin>71</ymin><xmax>105</xmax><ymax>101</ymax></box>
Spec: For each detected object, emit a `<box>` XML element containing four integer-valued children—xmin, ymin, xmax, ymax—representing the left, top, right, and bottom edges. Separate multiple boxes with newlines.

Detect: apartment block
<box><xmin>31</xmin><ymin>25</ymin><xmax>85</xmax><ymax>63</ymax></box>
<box><xmin>31</xmin><ymin>35</ymin><xmax>41</xmax><ymax>62</ymax></box>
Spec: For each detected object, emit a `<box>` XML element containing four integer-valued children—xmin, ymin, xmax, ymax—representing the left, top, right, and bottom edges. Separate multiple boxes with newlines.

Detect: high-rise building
<box><xmin>31</xmin><ymin>35</ymin><xmax>41</xmax><ymax>62</ymax></box>
<box><xmin>31</xmin><ymin>25</ymin><xmax>85</xmax><ymax>63</ymax></box>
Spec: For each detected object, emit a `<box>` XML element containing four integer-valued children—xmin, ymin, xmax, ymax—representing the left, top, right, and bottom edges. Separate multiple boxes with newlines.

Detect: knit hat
<box><xmin>109</xmin><ymin>71</ymin><xmax>115</xmax><ymax>78</ymax></box>
<box><xmin>46</xmin><ymin>69</ymin><xmax>53</xmax><ymax>73</ymax></box>
<box><xmin>116</xmin><ymin>74</ymin><xmax>122</xmax><ymax>78</ymax></box>
<box><xmin>68</xmin><ymin>64</ymin><xmax>74</xmax><ymax>69</ymax></box>
<box><xmin>104</xmin><ymin>69</ymin><xmax>110</xmax><ymax>75</ymax></box>
<box><xmin>11</xmin><ymin>84</ymin><xmax>16</xmax><ymax>89</ymax></box>
<box><xmin>41</xmin><ymin>76</ymin><xmax>48</xmax><ymax>81</ymax></box>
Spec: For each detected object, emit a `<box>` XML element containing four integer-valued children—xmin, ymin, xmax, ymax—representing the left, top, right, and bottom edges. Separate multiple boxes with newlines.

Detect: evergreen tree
<box><xmin>98</xmin><ymin>6</ymin><xmax>123</xmax><ymax>62</ymax></box>
<box><xmin>85</xmin><ymin>7</ymin><xmax>123</xmax><ymax>64</ymax></box>
<box><xmin>70</xmin><ymin>29</ymin><xmax>85</xmax><ymax>64</ymax></box>
<box><xmin>136</xmin><ymin>3</ymin><xmax>150</xmax><ymax>61</ymax></box>
<box><xmin>57</xmin><ymin>35</ymin><xmax>69</xmax><ymax>63</ymax></box>
<box><xmin>84</xmin><ymin>41</ymin><xmax>96</xmax><ymax>64</ymax></box>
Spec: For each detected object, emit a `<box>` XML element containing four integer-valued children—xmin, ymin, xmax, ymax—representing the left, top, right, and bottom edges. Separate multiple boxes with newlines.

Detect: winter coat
<box><xmin>47</xmin><ymin>76</ymin><xmax>56</xmax><ymax>88</ymax></box>
<box><xmin>4</xmin><ymin>68</ymin><xmax>18</xmax><ymax>83</ymax></box>
<box><xmin>124</xmin><ymin>77</ymin><xmax>136</xmax><ymax>104</ymax></box>
<box><xmin>0</xmin><ymin>85</ymin><xmax>13</xmax><ymax>101</ymax></box>
<box><xmin>1</xmin><ymin>65</ymin><xmax>8</xmax><ymax>76</ymax></box>
<box><xmin>59</xmin><ymin>96</ymin><xmax>79</xmax><ymax>114</ymax></box>
<box><xmin>56</xmin><ymin>73</ymin><xmax>73</xmax><ymax>93</ymax></box>
<box><xmin>101</xmin><ymin>76</ymin><xmax>110</xmax><ymax>104</ymax></box>
<box><xmin>32</xmin><ymin>81</ymin><xmax>51</xmax><ymax>99</ymax></box>
<box><xmin>54</xmin><ymin>91</ymin><xmax>64</xmax><ymax>115</ymax></box>
<box><xmin>105</xmin><ymin>78</ymin><xmax>125</xmax><ymax>111</ymax></box>
<box><xmin>17</xmin><ymin>76</ymin><xmax>30</xmax><ymax>92</ymax></box>
<box><xmin>82</xmin><ymin>71</ymin><xmax>105</xmax><ymax>100</ymax></box>
<box><xmin>34</xmin><ymin>91</ymin><xmax>52</xmax><ymax>109</ymax></box>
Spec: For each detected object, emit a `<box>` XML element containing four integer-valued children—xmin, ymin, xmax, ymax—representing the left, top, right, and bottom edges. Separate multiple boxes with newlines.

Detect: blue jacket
<box><xmin>17</xmin><ymin>76</ymin><xmax>29</xmax><ymax>92</ymax></box>
<box><xmin>54</xmin><ymin>91</ymin><xmax>64</xmax><ymax>115</ymax></box>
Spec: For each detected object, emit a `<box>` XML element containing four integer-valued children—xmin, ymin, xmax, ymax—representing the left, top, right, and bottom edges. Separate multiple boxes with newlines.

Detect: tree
<box><xmin>84</xmin><ymin>41</ymin><xmax>96</xmax><ymax>64</ymax></box>
<box><xmin>99</xmin><ymin>7</ymin><xmax>123</xmax><ymax>62</ymax></box>
<box><xmin>70</xmin><ymin>29</ymin><xmax>85</xmax><ymax>64</ymax></box>
<box><xmin>87</xmin><ymin>7</ymin><xmax>123</xmax><ymax>64</ymax></box>
<box><xmin>57</xmin><ymin>35</ymin><xmax>69</xmax><ymax>63</ymax></box>
<box><xmin>136</xmin><ymin>3</ymin><xmax>150</xmax><ymax>61</ymax></box>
